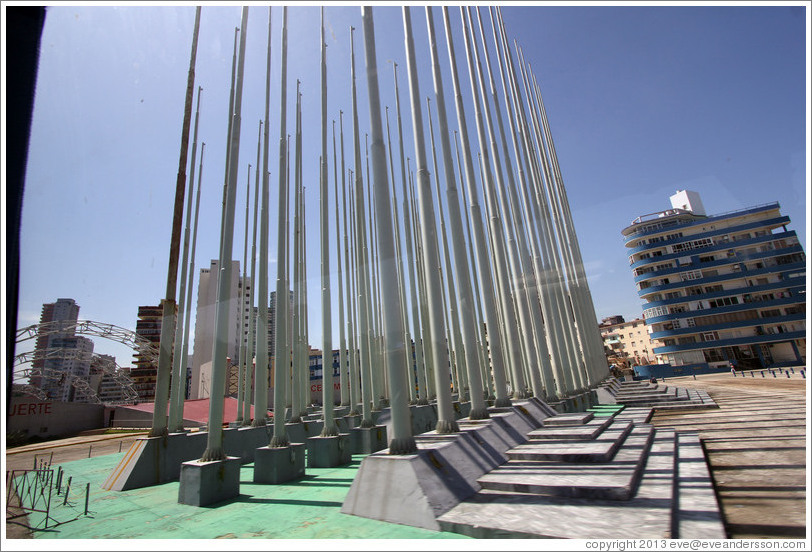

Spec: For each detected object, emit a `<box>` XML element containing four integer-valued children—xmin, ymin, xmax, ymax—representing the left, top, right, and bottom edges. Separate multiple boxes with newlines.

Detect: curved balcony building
<box><xmin>622</xmin><ymin>190</ymin><xmax>806</xmax><ymax>371</ymax></box>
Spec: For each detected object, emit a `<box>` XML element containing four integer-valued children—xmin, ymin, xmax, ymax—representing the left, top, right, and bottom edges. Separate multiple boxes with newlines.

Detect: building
<box><xmin>190</xmin><ymin>260</ymin><xmax>254</xmax><ymax>399</ymax></box>
<box><xmin>130</xmin><ymin>305</ymin><xmax>162</xmax><ymax>402</ymax></box>
<box><xmin>268</xmin><ymin>290</ymin><xmax>294</xmax><ymax>358</ymax></box>
<box><xmin>623</xmin><ymin>191</ymin><xmax>806</xmax><ymax>371</ymax></box>
<box><xmin>31</xmin><ymin>298</ymin><xmax>81</xmax><ymax>387</ymax></box>
<box><xmin>31</xmin><ymin>298</ymin><xmax>97</xmax><ymax>402</ymax></box>
<box><xmin>598</xmin><ymin>316</ymin><xmax>658</xmax><ymax>372</ymax></box>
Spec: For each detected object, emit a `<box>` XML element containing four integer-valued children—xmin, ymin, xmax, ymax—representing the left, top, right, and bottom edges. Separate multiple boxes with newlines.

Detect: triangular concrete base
<box><xmin>341</xmin><ymin>399</ymin><xmax>551</xmax><ymax>530</ymax></box>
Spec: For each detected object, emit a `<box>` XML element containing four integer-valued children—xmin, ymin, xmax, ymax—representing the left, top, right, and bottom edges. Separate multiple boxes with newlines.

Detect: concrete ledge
<box><xmin>102</xmin><ymin>432</ymin><xmax>207</xmax><ymax>491</ymax></box>
<box><xmin>178</xmin><ymin>456</ymin><xmax>241</xmax><ymax>507</ymax></box>
<box><xmin>306</xmin><ymin>434</ymin><xmax>352</xmax><ymax>468</ymax></box>
<box><xmin>253</xmin><ymin>443</ymin><xmax>306</xmax><ymax>484</ymax></box>
<box><xmin>674</xmin><ymin>432</ymin><xmax>726</xmax><ymax>539</ymax></box>
<box><xmin>349</xmin><ymin>426</ymin><xmax>388</xmax><ymax>454</ymax></box>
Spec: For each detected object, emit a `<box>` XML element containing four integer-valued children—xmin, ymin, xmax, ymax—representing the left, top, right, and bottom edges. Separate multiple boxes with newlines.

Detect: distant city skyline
<box><xmin>13</xmin><ymin>4</ymin><xmax>808</xmax><ymax>383</ymax></box>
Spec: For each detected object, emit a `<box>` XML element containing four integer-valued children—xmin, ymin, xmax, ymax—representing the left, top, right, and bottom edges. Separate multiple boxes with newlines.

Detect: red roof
<box><xmin>122</xmin><ymin>397</ymin><xmax>271</xmax><ymax>425</ymax></box>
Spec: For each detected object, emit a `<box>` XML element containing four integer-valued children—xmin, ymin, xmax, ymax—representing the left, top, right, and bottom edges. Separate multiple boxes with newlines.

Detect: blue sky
<box><xmin>13</xmin><ymin>3</ymin><xmax>809</xmax><ymax>377</ymax></box>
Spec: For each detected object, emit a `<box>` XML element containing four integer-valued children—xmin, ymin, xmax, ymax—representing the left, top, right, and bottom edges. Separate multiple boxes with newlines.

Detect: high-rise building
<box><xmin>130</xmin><ymin>305</ymin><xmax>162</xmax><ymax>402</ymax></box>
<box><xmin>31</xmin><ymin>298</ymin><xmax>80</xmax><ymax>384</ymax></box>
<box><xmin>31</xmin><ymin>298</ymin><xmax>96</xmax><ymax>401</ymax></box>
<box><xmin>623</xmin><ymin>191</ymin><xmax>806</xmax><ymax>371</ymax></box>
<box><xmin>268</xmin><ymin>290</ymin><xmax>294</xmax><ymax>358</ymax></box>
<box><xmin>189</xmin><ymin>260</ymin><xmax>253</xmax><ymax>399</ymax></box>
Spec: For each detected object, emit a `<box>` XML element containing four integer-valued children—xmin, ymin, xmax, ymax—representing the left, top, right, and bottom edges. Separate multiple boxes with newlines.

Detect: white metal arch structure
<box><xmin>15</xmin><ymin>320</ymin><xmax>159</xmax><ymax>404</ymax></box>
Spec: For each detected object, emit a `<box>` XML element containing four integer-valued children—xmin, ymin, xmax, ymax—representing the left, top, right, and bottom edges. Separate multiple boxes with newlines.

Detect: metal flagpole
<box><xmin>454</xmin><ymin>131</ymin><xmax>493</xmax><ymax>401</ymax></box>
<box><xmin>517</xmin><ymin>53</ymin><xmax>580</xmax><ymax>393</ymax></box>
<box><xmin>426</xmin><ymin>97</ymin><xmax>466</xmax><ymax>402</ymax></box>
<box><xmin>510</xmin><ymin>43</ymin><xmax>577</xmax><ymax>396</ymax></box>
<box><xmin>441</xmin><ymin>7</ymin><xmax>509</xmax><ymax>406</ymax></box>
<box><xmin>477</xmin><ymin>7</ymin><xmax>550</xmax><ymax>399</ymax></box>
<box><xmin>392</xmin><ymin>64</ymin><xmax>428</xmax><ymax>405</ymax></box>
<box><xmin>493</xmin><ymin>9</ymin><xmax>567</xmax><ymax>398</ymax></box>
<box><xmin>290</xmin><ymin>85</ymin><xmax>304</xmax><ymax>424</ymax></box>
<box><xmin>408</xmin><ymin>161</ymin><xmax>435</xmax><ymax>401</ymax></box>
<box><xmin>253</xmin><ymin>7</ymin><xmax>272</xmax><ymax>428</ymax></box>
<box><xmin>319</xmin><ymin>7</ymin><xmax>337</xmax><ymax>436</ymax></box>
<box><xmin>384</xmin><ymin>106</ymin><xmax>416</xmax><ymax>405</ymax></box>
<box><xmin>347</xmin><ymin>167</ymin><xmax>362</xmax><ymax>415</ymax></box>
<box><xmin>402</xmin><ymin>7</ymin><xmax>457</xmax><ymax>434</ymax></box>
<box><xmin>425</xmin><ymin>7</ymin><xmax>488</xmax><ymax>417</ymax></box>
<box><xmin>169</xmin><ymin>84</ymin><xmax>202</xmax><ymax>433</ymax></box>
<box><xmin>244</xmin><ymin>121</ymin><xmax>261</xmax><ymax>425</ymax></box>
<box><xmin>236</xmin><ymin>165</ymin><xmax>251</xmax><ymax>424</ymax></box>
<box><xmin>175</xmin><ymin>141</ymin><xmax>205</xmax><ymax>430</ymax></box>
<box><xmin>150</xmin><ymin>6</ymin><xmax>200</xmax><ymax>438</ymax></box>
<box><xmin>350</xmin><ymin>26</ymin><xmax>375</xmax><ymax>429</ymax></box>
<box><xmin>201</xmin><ymin>6</ymin><xmax>248</xmax><ymax>462</ymax></box>
<box><xmin>467</xmin><ymin>6</ymin><xmax>535</xmax><ymax>399</ymax></box>
<box><xmin>270</xmin><ymin>7</ymin><xmax>291</xmax><ymax>447</ymax></box>
<box><xmin>361</xmin><ymin>7</ymin><xmax>416</xmax><ymax>453</ymax></box>
<box><xmin>333</xmin><ymin>121</ymin><xmax>349</xmax><ymax>408</ymax></box>
<box><xmin>340</xmin><ymin>114</ymin><xmax>360</xmax><ymax>416</ymax></box>
<box><xmin>365</xmin><ymin>136</ymin><xmax>384</xmax><ymax>410</ymax></box>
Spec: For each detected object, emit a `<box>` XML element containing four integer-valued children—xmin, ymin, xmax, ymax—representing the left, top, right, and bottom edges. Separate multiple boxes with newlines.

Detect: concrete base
<box><xmin>306</xmin><ymin>434</ymin><xmax>352</xmax><ymax>468</ymax></box>
<box><xmin>302</xmin><ymin>419</ymin><xmax>324</xmax><ymax>437</ymax></box>
<box><xmin>452</xmin><ymin>401</ymin><xmax>472</xmax><ymax>419</ymax></box>
<box><xmin>177</xmin><ymin>456</ymin><xmax>241</xmax><ymax>507</ymax></box>
<box><xmin>409</xmin><ymin>404</ymin><xmax>437</xmax><ymax>435</ymax></box>
<box><xmin>340</xmin><ymin>414</ymin><xmax>361</xmax><ymax>430</ymax></box>
<box><xmin>253</xmin><ymin>443</ymin><xmax>306</xmax><ymax>484</ymax></box>
<box><xmin>349</xmin><ymin>425</ymin><xmax>388</xmax><ymax>454</ymax></box>
<box><xmin>223</xmin><ymin>425</ymin><xmax>272</xmax><ymax>465</ymax></box>
<box><xmin>342</xmin><ymin>398</ymin><xmax>552</xmax><ymax>530</ymax></box>
<box><xmin>282</xmin><ymin>422</ymin><xmax>305</xmax><ymax>444</ymax></box>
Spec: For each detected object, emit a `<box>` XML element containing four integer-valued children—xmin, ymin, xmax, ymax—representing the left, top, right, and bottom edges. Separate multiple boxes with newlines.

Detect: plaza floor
<box><xmin>9</xmin><ymin>450</ymin><xmax>468</xmax><ymax>541</ymax></box>
<box><xmin>5</xmin><ymin>371</ymin><xmax>807</xmax><ymax>544</ymax></box>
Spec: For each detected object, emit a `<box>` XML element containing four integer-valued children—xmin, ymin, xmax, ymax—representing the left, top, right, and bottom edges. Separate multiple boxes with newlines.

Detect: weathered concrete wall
<box><xmin>7</xmin><ymin>397</ymin><xmax>104</xmax><ymax>438</ymax></box>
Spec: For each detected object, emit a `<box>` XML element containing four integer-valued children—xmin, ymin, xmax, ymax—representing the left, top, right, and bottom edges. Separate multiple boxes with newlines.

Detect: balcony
<box><xmin>652</xmin><ymin>330</ymin><xmax>805</xmax><ymax>354</ymax></box>
<box><xmin>637</xmin><ymin>259</ymin><xmax>806</xmax><ymax>298</ymax></box>
<box><xmin>649</xmin><ymin>311</ymin><xmax>806</xmax><ymax>340</ymax></box>
<box><xmin>629</xmin><ymin>228</ymin><xmax>796</xmax><ymax>269</ymax></box>
<box><xmin>623</xmin><ymin>202</ymin><xmax>781</xmax><ymax>242</ymax></box>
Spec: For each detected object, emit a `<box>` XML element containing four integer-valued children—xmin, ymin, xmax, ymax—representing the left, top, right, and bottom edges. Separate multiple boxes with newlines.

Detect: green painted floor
<box><xmin>25</xmin><ymin>452</ymin><xmax>469</xmax><ymax>540</ymax></box>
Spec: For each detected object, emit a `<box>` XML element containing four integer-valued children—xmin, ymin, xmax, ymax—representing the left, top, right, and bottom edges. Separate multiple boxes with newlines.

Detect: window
<box><xmin>708</xmin><ymin>297</ymin><xmax>739</xmax><ymax>308</ymax></box>
<box><xmin>702</xmin><ymin>331</ymin><xmax>719</xmax><ymax>341</ymax></box>
<box><xmin>681</xmin><ymin>270</ymin><xmax>703</xmax><ymax>281</ymax></box>
<box><xmin>704</xmin><ymin>285</ymin><xmax>724</xmax><ymax>293</ymax></box>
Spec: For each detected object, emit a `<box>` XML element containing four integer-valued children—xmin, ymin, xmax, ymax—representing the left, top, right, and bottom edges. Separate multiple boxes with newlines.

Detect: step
<box><xmin>438</xmin><ymin>427</ymin><xmax>675</xmax><ymax>538</ymax></box>
<box><xmin>541</xmin><ymin>412</ymin><xmax>595</xmax><ymax>427</ymax></box>
<box><xmin>507</xmin><ymin>420</ymin><xmax>633</xmax><ymax>463</ymax></box>
<box><xmin>526</xmin><ymin>417</ymin><xmax>613</xmax><ymax>441</ymax></box>
<box><xmin>614</xmin><ymin>407</ymin><xmax>654</xmax><ymax>424</ymax></box>
<box><xmin>673</xmin><ymin>432</ymin><xmax>726</xmax><ymax>539</ymax></box>
<box><xmin>477</xmin><ymin>424</ymin><xmax>655</xmax><ymax>500</ymax></box>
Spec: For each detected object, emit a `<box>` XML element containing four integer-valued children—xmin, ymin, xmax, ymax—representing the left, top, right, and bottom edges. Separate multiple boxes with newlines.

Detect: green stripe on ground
<box><xmin>25</xmin><ymin>453</ymin><xmax>469</xmax><ymax>539</ymax></box>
